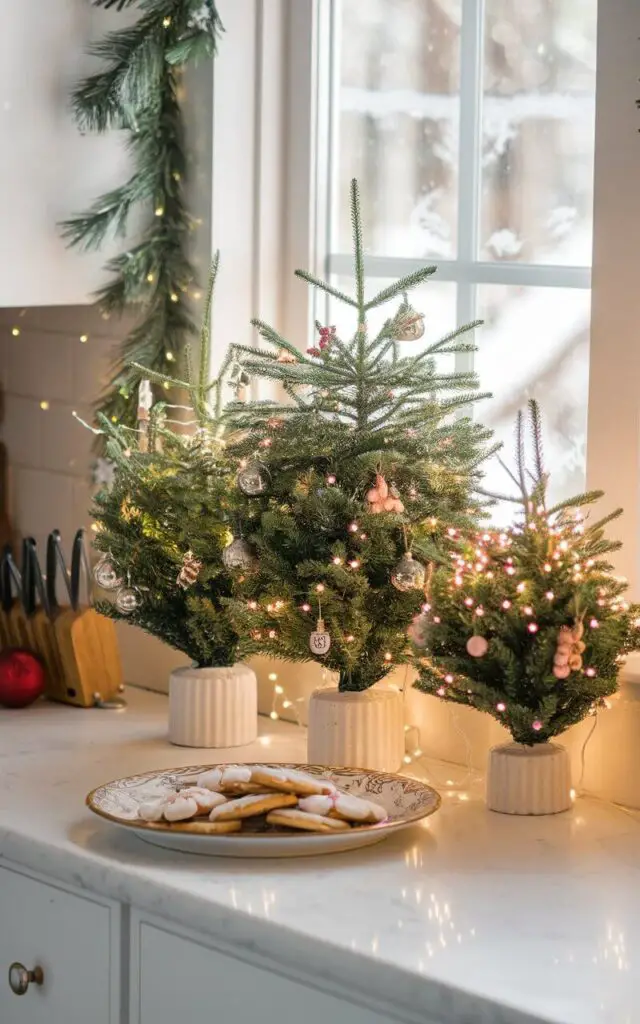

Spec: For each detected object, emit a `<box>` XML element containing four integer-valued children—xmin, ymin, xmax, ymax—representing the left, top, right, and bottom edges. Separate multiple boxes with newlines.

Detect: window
<box><xmin>318</xmin><ymin>0</ymin><xmax>597</xmax><ymax>509</ymax></box>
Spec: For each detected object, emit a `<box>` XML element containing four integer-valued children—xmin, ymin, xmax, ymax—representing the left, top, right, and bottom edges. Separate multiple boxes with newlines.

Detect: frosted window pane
<box><xmin>475</xmin><ymin>285</ymin><xmax>590</xmax><ymax>521</ymax></box>
<box><xmin>480</xmin><ymin>0</ymin><xmax>597</xmax><ymax>266</ymax></box>
<box><xmin>334</xmin><ymin>0</ymin><xmax>462</xmax><ymax>259</ymax></box>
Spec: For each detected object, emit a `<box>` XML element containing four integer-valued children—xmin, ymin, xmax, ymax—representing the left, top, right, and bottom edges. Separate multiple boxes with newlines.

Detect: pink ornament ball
<box><xmin>466</xmin><ymin>635</ymin><xmax>488</xmax><ymax>658</ymax></box>
<box><xmin>553</xmin><ymin>663</ymin><xmax>571</xmax><ymax>679</ymax></box>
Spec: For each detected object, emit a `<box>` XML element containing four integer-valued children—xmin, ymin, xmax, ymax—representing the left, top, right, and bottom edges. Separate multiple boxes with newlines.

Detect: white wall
<box><xmin>0</xmin><ymin>0</ymin><xmax>133</xmax><ymax>306</ymax></box>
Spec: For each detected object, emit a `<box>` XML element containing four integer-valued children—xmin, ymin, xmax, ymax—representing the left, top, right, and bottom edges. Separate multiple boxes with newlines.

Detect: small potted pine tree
<box><xmin>414</xmin><ymin>401</ymin><xmax>640</xmax><ymax>813</ymax></box>
<box><xmin>90</xmin><ymin>258</ymin><xmax>258</xmax><ymax>748</ymax></box>
<box><xmin>223</xmin><ymin>180</ymin><xmax>494</xmax><ymax>772</ymax></box>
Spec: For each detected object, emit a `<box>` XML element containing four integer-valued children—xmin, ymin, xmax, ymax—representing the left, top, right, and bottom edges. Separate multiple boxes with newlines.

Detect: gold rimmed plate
<box><xmin>86</xmin><ymin>763</ymin><xmax>440</xmax><ymax>858</ymax></box>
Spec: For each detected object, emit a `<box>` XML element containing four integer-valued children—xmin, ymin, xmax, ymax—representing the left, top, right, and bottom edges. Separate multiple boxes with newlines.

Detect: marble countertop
<box><xmin>1</xmin><ymin>688</ymin><xmax>639</xmax><ymax>1024</ymax></box>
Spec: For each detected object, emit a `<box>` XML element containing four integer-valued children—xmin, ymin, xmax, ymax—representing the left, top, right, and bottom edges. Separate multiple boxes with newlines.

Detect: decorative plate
<box><xmin>86</xmin><ymin>763</ymin><xmax>440</xmax><ymax>858</ymax></box>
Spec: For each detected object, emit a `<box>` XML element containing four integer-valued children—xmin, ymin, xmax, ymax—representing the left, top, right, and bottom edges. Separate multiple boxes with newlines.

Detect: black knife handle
<box><xmin>46</xmin><ymin>530</ymin><xmax>72</xmax><ymax>611</ymax></box>
<box><xmin>22</xmin><ymin>539</ymin><xmax>50</xmax><ymax>618</ymax></box>
<box><xmin>1</xmin><ymin>544</ymin><xmax>22</xmax><ymax>613</ymax></box>
<box><xmin>71</xmin><ymin>529</ymin><xmax>93</xmax><ymax>611</ymax></box>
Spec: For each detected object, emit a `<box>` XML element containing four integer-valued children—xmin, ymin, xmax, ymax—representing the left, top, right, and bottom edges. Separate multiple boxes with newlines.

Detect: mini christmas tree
<box><xmin>223</xmin><ymin>179</ymin><xmax>495</xmax><ymax>692</ymax></box>
<box><xmin>414</xmin><ymin>400</ymin><xmax>640</xmax><ymax>743</ymax></box>
<box><xmin>89</xmin><ymin>256</ymin><xmax>246</xmax><ymax>668</ymax></box>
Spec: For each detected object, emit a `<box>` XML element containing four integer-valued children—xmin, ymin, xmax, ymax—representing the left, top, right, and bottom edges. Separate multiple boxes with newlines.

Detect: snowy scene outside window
<box><xmin>323</xmin><ymin>0</ymin><xmax>596</xmax><ymax>517</ymax></box>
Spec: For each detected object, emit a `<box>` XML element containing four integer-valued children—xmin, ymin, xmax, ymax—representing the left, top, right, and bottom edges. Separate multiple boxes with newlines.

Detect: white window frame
<box><xmin>210</xmin><ymin>0</ymin><xmax>640</xmax><ymax>610</ymax></box>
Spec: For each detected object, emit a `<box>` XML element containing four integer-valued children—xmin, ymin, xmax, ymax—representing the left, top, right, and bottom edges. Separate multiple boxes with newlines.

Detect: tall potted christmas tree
<box><xmin>90</xmin><ymin>258</ymin><xmax>258</xmax><ymax>748</ymax></box>
<box><xmin>414</xmin><ymin>401</ymin><xmax>640</xmax><ymax>812</ymax></box>
<box><xmin>224</xmin><ymin>180</ymin><xmax>494</xmax><ymax>771</ymax></box>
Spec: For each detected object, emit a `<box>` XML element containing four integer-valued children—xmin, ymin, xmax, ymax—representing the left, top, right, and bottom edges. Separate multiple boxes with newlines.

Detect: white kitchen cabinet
<box><xmin>0</xmin><ymin>864</ymin><xmax>121</xmax><ymax>1024</ymax></box>
<box><xmin>0</xmin><ymin>0</ymin><xmax>131</xmax><ymax>306</ymax></box>
<box><xmin>131</xmin><ymin>917</ymin><xmax>396</xmax><ymax>1024</ymax></box>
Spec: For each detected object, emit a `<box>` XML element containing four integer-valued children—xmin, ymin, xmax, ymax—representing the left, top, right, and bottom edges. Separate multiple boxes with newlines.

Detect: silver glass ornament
<box><xmin>115</xmin><ymin>586</ymin><xmax>141</xmax><ymax>615</ymax></box>
<box><xmin>391</xmin><ymin>552</ymin><xmax>426</xmax><ymax>592</ymax></box>
<box><xmin>237</xmin><ymin>462</ymin><xmax>270</xmax><ymax>496</ymax></box>
<box><xmin>394</xmin><ymin>309</ymin><xmax>425</xmax><ymax>342</ymax></box>
<box><xmin>93</xmin><ymin>555</ymin><xmax>122</xmax><ymax>591</ymax></box>
<box><xmin>222</xmin><ymin>537</ymin><xmax>258</xmax><ymax>572</ymax></box>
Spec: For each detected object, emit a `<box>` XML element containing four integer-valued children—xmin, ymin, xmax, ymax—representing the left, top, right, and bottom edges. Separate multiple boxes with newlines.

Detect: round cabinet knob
<box><xmin>8</xmin><ymin>962</ymin><xmax>44</xmax><ymax>995</ymax></box>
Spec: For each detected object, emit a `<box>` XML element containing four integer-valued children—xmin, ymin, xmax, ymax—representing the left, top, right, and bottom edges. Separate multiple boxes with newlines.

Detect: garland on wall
<box><xmin>62</xmin><ymin>0</ymin><xmax>223</xmax><ymax>432</ymax></box>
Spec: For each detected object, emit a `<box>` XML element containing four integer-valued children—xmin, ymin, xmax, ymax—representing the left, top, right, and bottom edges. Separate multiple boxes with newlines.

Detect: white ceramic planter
<box><xmin>307</xmin><ymin>686</ymin><xmax>405</xmax><ymax>772</ymax></box>
<box><xmin>486</xmin><ymin>741</ymin><xmax>572</xmax><ymax>815</ymax></box>
<box><xmin>168</xmin><ymin>664</ymin><xmax>258</xmax><ymax>748</ymax></box>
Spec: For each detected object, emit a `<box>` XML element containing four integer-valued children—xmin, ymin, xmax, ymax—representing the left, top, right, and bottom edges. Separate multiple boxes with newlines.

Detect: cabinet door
<box><xmin>134</xmin><ymin>921</ymin><xmax>396</xmax><ymax>1024</ymax></box>
<box><xmin>0</xmin><ymin>865</ymin><xmax>118</xmax><ymax>1024</ymax></box>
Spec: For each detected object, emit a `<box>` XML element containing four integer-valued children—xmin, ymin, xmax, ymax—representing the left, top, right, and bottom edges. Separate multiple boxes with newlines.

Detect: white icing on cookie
<box><xmin>298</xmin><ymin>795</ymin><xmax>334</xmax><ymax>816</ymax></box>
<box><xmin>163</xmin><ymin>794</ymin><xmax>199</xmax><ymax>822</ymax></box>
<box><xmin>196</xmin><ymin>768</ymin><xmax>222</xmax><ymax>791</ymax></box>
<box><xmin>180</xmin><ymin>787</ymin><xmax>227</xmax><ymax>814</ymax></box>
<box><xmin>138</xmin><ymin>797</ymin><xmax>167</xmax><ymax>822</ymax></box>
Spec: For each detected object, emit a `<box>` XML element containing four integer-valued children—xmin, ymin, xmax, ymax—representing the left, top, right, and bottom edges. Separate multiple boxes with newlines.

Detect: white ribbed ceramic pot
<box><xmin>307</xmin><ymin>687</ymin><xmax>404</xmax><ymax>772</ymax></box>
<box><xmin>168</xmin><ymin>664</ymin><xmax>258</xmax><ymax>748</ymax></box>
<box><xmin>487</xmin><ymin>741</ymin><xmax>572</xmax><ymax>815</ymax></box>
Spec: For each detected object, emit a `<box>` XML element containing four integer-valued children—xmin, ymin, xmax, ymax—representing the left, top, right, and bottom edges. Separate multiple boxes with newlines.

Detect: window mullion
<box><xmin>455</xmin><ymin>0</ymin><xmax>484</xmax><ymax>376</ymax></box>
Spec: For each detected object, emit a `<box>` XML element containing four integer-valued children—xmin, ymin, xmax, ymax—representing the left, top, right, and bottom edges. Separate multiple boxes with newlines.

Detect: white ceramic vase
<box><xmin>486</xmin><ymin>741</ymin><xmax>572</xmax><ymax>815</ymax></box>
<box><xmin>307</xmin><ymin>686</ymin><xmax>405</xmax><ymax>772</ymax></box>
<box><xmin>168</xmin><ymin>664</ymin><xmax>258</xmax><ymax>748</ymax></box>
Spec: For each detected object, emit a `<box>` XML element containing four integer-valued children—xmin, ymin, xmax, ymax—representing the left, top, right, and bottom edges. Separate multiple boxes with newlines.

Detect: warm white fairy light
<box><xmin>384</xmin><ymin>652</ymin><xmax>393</xmax><ymax>662</ymax></box>
<box><xmin>155</xmin><ymin>205</ymin><xmax>165</xmax><ymax>217</ymax></box>
<box><xmin>349</xmin><ymin>559</ymin><xmax>360</xmax><ymax>569</ymax></box>
<box><xmin>80</xmin><ymin>334</ymin><xmax>89</xmax><ymax>343</ymax></box>
<box><xmin>147</xmin><ymin>272</ymin><xmax>155</xmax><ymax>283</ymax></box>
<box><xmin>543</xmin><ymin>563</ymin><xmax>552</xmax><ymax>572</ymax></box>
<box><xmin>523</xmin><ymin>605</ymin><xmax>533</xmax><ymax>615</ymax></box>
<box><xmin>301</xmin><ymin>602</ymin><xmax>311</xmax><ymax>612</ymax></box>
<box><xmin>545</xmin><ymin>590</ymin><xmax>554</xmax><ymax>600</ymax></box>
<box><xmin>436</xmin><ymin>686</ymin><xmax>446</xmax><ymax>697</ymax></box>
<box><xmin>527</xmin><ymin>623</ymin><xmax>539</xmax><ymax>634</ymax></box>
<box><xmin>315</xmin><ymin>584</ymin><xmax>325</xmax><ymax>593</ymax></box>
<box><xmin>39</xmin><ymin>400</ymin><xmax>49</xmax><ymax>410</ymax></box>
<box><xmin>170</xmin><ymin>293</ymin><xmax>179</xmax><ymax>303</ymax></box>
<box><xmin>505</xmin><ymin>566</ymin><xmax>516</xmax><ymax>576</ymax></box>
<box><xmin>475</xmin><ymin>606</ymin><xmax>485</xmax><ymax>617</ymax></box>
<box><xmin>589</xmin><ymin>618</ymin><xmax>599</xmax><ymax>629</ymax></box>
<box><xmin>332</xmin><ymin>556</ymin><xmax>343</xmax><ymax>565</ymax></box>
<box><xmin>516</xmin><ymin>582</ymin><xmax>526</xmax><ymax>593</ymax></box>
<box><xmin>349</xmin><ymin>522</ymin><xmax>359</xmax><ymax>532</ymax></box>
<box><xmin>444</xmin><ymin>674</ymin><xmax>454</xmax><ymax>684</ymax></box>
<box><xmin>326</xmin><ymin>474</ymin><xmax>337</xmax><ymax>485</ymax></box>
<box><xmin>496</xmin><ymin>702</ymin><xmax>506</xmax><ymax>712</ymax></box>
<box><xmin>502</xmin><ymin>600</ymin><xmax>511</xmax><ymax>610</ymax></box>
<box><xmin>585</xmin><ymin>667</ymin><xmax>596</xmax><ymax>678</ymax></box>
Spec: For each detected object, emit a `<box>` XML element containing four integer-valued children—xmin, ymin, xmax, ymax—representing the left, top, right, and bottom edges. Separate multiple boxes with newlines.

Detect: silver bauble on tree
<box><xmin>391</xmin><ymin>552</ymin><xmax>426</xmax><ymax>592</ymax></box>
<box><xmin>222</xmin><ymin>537</ymin><xmax>258</xmax><ymax>572</ymax></box>
<box><xmin>94</xmin><ymin>555</ymin><xmax>122</xmax><ymax>591</ymax></box>
<box><xmin>115</xmin><ymin>586</ymin><xmax>141</xmax><ymax>614</ymax></box>
<box><xmin>237</xmin><ymin>462</ymin><xmax>270</xmax><ymax>496</ymax></box>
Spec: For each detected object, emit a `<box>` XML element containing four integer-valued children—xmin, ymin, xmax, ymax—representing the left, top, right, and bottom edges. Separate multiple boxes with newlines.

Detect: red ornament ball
<box><xmin>0</xmin><ymin>649</ymin><xmax>45</xmax><ymax>708</ymax></box>
<box><xmin>466</xmin><ymin>635</ymin><xmax>489</xmax><ymax>658</ymax></box>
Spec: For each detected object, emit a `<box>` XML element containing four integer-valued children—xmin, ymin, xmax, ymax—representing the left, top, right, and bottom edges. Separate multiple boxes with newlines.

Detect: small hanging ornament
<box><xmin>277</xmin><ymin>348</ymin><xmax>297</xmax><ymax>364</ymax></box>
<box><xmin>552</xmin><ymin>622</ymin><xmax>585</xmax><ymax>678</ymax></box>
<box><xmin>318</xmin><ymin>325</ymin><xmax>336</xmax><ymax>350</ymax></box>
<box><xmin>237</xmin><ymin>462</ymin><xmax>270</xmax><ymax>496</ymax></box>
<box><xmin>309</xmin><ymin>617</ymin><xmax>331</xmax><ymax>657</ymax></box>
<box><xmin>306</xmin><ymin>346</ymin><xmax>322</xmax><ymax>357</ymax></box>
<box><xmin>408</xmin><ymin>612</ymin><xmax>430</xmax><ymax>649</ymax></box>
<box><xmin>136</xmin><ymin>379</ymin><xmax>153</xmax><ymax>452</ymax></box>
<box><xmin>466</xmin><ymin>635</ymin><xmax>489</xmax><ymax>658</ymax></box>
<box><xmin>393</xmin><ymin>296</ymin><xmax>425</xmax><ymax>342</ymax></box>
<box><xmin>391</xmin><ymin>552</ymin><xmax>426</xmax><ymax>592</ymax></box>
<box><xmin>94</xmin><ymin>554</ymin><xmax>122</xmax><ymax>591</ymax></box>
<box><xmin>366</xmin><ymin>473</ymin><xmax>404</xmax><ymax>514</ymax></box>
<box><xmin>177</xmin><ymin>550</ymin><xmax>202</xmax><ymax>589</ymax></box>
<box><xmin>115</xmin><ymin>585</ymin><xmax>141</xmax><ymax>615</ymax></box>
<box><xmin>222</xmin><ymin>537</ymin><xmax>258</xmax><ymax>572</ymax></box>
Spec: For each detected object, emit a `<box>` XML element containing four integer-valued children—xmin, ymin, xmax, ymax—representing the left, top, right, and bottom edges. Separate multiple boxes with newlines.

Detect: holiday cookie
<box><xmin>179</xmin><ymin>787</ymin><xmax>228</xmax><ymax>815</ymax></box>
<box><xmin>250</xmin><ymin>766</ymin><xmax>336</xmax><ymax>796</ymax></box>
<box><xmin>266</xmin><ymin>808</ymin><xmax>351</xmax><ymax>833</ymax></box>
<box><xmin>299</xmin><ymin>792</ymin><xmax>386</xmax><ymax>824</ymax></box>
<box><xmin>196</xmin><ymin>766</ymin><xmax>253</xmax><ymax>793</ymax></box>
<box><xmin>209</xmin><ymin>792</ymin><xmax>298</xmax><ymax>821</ymax></box>
<box><xmin>157</xmin><ymin>819</ymin><xmax>242</xmax><ymax>834</ymax></box>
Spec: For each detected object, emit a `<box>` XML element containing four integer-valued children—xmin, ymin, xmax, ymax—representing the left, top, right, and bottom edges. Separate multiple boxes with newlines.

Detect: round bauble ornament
<box><xmin>466</xmin><ymin>635</ymin><xmax>488</xmax><ymax>658</ymax></box>
<box><xmin>0</xmin><ymin>649</ymin><xmax>45</xmax><ymax>708</ymax></box>
<box><xmin>93</xmin><ymin>554</ymin><xmax>122</xmax><ymax>591</ymax></box>
<box><xmin>115</xmin><ymin>586</ymin><xmax>141</xmax><ymax>615</ymax></box>
<box><xmin>390</xmin><ymin>552</ymin><xmax>425</xmax><ymax>592</ymax></box>
<box><xmin>237</xmin><ymin>462</ymin><xmax>270</xmax><ymax>496</ymax></box>
<box><xmin>394</xmin><ymin>308</ymin><xmax>425</xmax><ymax>342</ymax></box>
<box><xmin>309</xmin><ymin>618</ymin><xmax>331</xmax><ymax>657</ymax></box>
<box><xmin>222</xmin><ymin>537</ymin><xmax>258</xmax><ymax>572</ymax></box>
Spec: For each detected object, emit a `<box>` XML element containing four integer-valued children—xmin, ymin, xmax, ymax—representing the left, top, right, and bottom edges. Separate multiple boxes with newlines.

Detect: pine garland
<box><xmin>62</xmin><ymin>0</ymin><xmax>223</xmax><ymax>433</ymax></box>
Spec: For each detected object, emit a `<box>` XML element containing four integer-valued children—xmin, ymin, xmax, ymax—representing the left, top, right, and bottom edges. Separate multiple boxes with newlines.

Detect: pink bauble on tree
<box><xmin>0</xmin><ymin>649</ymin><xmax>45</xmax><ymax>708</ymax></box>
<box><xmin>466</xmin><ymin>635</ymin><xmax>488</xmax><ymax>658</ymax></box>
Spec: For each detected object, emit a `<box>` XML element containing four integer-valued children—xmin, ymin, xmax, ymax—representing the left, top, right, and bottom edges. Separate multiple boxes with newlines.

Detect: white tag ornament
<box><xmin>310</xmin><ymin>618</ymin><xmax>331</xmax><ymax>657</ymax></box>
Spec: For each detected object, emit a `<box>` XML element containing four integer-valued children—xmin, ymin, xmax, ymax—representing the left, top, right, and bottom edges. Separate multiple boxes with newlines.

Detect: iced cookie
<box><xmin>209</xmin><ymin>792</ymin><xmax>298</xmax><ymax>821</ymax></box>
<box><xmin>158</xmin><ymin>820</ymin><xmax>242</xmax><ymax>834</ymax></box>
<box><xmin>299</xmin><ymin>792</ymin><xmax>387</xmax><ymax>824</ymax></box>
<box><xmin>179</xmin><ymin>787</ymin><xmax>228</xmax><ymax>815</ymax></box>
<box><xmin>266</xmin><ymin>808</ymin><xmax>351</xmax><ymax>833</ymax></box>
<box><xmin>138</xmin><ymin>797</ymin><xmax>167</xmax><ymax>822</ymax></box>
<box><xmin>196</xmin><ymin>766</ymin><xmax>254</xmax><ymax>793</ymax></box>
<box><xmin>250</xmin><ymin>766</ymin><xmax>336</xmax><ymax>796</ymax></box>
